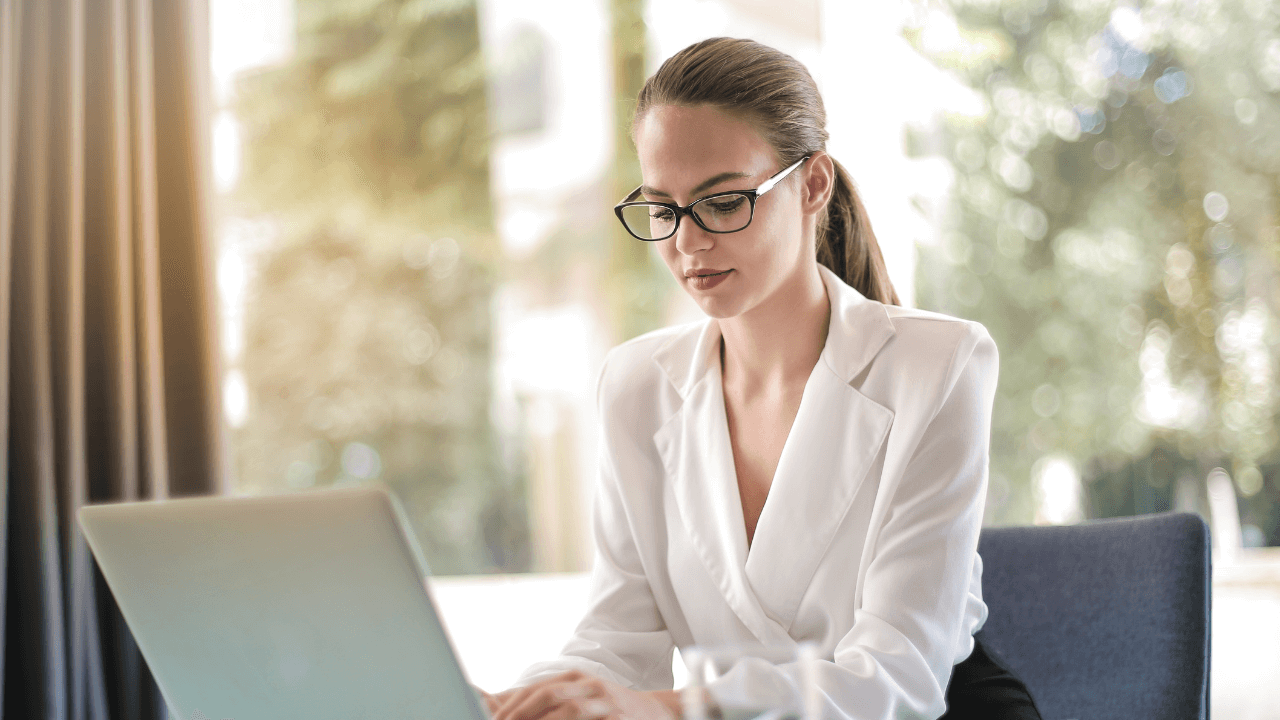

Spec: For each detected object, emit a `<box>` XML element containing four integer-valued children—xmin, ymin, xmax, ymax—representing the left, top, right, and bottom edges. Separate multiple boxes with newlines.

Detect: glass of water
<box><xmin>679</xmin><ymin>642</ymin><xmax>823</xmax><ymax>720</ymax></box>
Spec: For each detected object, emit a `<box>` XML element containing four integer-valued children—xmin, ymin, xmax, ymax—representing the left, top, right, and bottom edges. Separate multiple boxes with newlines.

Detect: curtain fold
<box><xmin>0</xmin><ymin>0</ymin><xmax>16</xmax><ymax>712</ymax></box>
<box><xmin>1</xmin><ymin>0</ymin><xmax>223</xmax><ymax>717</ymax></box>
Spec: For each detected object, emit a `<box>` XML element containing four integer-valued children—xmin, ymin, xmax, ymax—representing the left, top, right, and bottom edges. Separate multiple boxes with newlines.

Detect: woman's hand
<box><xmin>476</xmin><ymin>686</ymin><xmax>516</xmax><ymax>716</ymax></box>
<box><xmin>489</xmin><ymin>670</ymin><xmax>681</xmax><ymax>720</ymax></box>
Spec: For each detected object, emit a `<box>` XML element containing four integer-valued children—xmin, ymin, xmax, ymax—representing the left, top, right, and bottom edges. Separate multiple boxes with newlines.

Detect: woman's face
<box><xmin>633</xmin><ymin>104</ymin><xmax>816</xmax><ymax>320</ymax></box>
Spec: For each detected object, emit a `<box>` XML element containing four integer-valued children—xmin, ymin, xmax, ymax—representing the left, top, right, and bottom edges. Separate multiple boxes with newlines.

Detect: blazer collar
<box><xmin>651</xmin><ymin>264</ymin><xmax>898</xmax><ymax>643</ymax></box>
<box><xmin>652</xmin><ymin>264</ymin><xmax>897</xmax><ymax>398</ymax></box>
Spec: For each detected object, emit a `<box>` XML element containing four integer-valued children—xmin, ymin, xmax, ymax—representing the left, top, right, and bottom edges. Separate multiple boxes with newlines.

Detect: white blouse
<box><xmin>518</xmin><ymin>264</ymin><xmax>998</xmax><ymax>720</ymax></box>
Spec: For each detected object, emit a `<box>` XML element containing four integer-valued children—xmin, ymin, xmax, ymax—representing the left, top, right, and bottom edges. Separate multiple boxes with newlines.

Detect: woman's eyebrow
<box><xmin>640</xmin><ymin>170</ymin><xmax>752</xmax><ymax>199</ymax></box>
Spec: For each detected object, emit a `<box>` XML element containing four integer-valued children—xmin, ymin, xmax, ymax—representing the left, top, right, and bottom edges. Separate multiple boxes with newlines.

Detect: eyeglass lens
<box><xmin>620</xmin><ymin>193</ymin><xmax>753</xmax><ymax>240</ymax></box>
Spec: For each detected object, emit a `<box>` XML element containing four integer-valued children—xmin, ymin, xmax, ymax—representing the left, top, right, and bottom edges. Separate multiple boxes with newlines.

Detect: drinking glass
<box><xmin>679</xmin><ymin>642</ymin><xmax>822</xmax><ymax>720</ymax></box>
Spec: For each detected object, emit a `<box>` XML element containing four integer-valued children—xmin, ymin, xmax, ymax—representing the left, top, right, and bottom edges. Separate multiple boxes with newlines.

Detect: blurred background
<box><xmin>207</xmin><ymin>0</ymin><xmax>1280</xmax><ymax>713</ymax></box>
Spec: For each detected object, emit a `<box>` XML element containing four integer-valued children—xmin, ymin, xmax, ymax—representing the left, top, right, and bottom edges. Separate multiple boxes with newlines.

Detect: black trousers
<box><xmin>939</xmin><ymin>633</ymin><xmax>1042</xmax><ymax>720</ymax></box>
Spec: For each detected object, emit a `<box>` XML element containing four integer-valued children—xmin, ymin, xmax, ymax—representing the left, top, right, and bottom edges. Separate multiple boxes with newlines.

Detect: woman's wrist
<box><xmin>654</xmin><ymin>687</ymin><xmax>722</xmax><ymax>719</ymax></box>
<box><xmin>650</xmin><ymin>689</ymin><xmax>684</xmax><ymax>716</ymax></box>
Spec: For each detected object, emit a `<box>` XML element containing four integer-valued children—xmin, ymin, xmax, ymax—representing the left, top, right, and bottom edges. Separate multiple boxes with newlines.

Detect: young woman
<box><xmin>485</xmin><ymin>38</ymin><xmax>1040</xmax><ymax>720</ymax></box>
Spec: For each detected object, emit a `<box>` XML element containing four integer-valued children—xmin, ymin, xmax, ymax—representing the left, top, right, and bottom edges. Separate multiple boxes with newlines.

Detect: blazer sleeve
<box><xmin>706</xmin><ymin>322</ymin><xmax>999</xmax><ymax>720</ymax></box>
<box><xmin>514</xmin><ymin>352</ymin><xmax>676</xmax><ymax>691</ymax></box>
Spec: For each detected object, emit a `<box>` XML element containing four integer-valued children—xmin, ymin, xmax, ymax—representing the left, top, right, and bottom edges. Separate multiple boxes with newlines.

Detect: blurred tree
<box><xmin>500</xmin><ymin>0</ymin><xmax>668</xmax><ymax>345</ymax></box>
<box><xmin>908</xmin><ymin>0</ymin><xmax>1280</xmax><ymax>539</ymax></box>
<box><xmin>231</xmin><ymin>0</ymin><xmax>530</xmax><ymax>574</ymax></box>
<box><xmin>608</xmin><ymin>0</ymin><xmax>668</xmax><ymax>341</ymax></box>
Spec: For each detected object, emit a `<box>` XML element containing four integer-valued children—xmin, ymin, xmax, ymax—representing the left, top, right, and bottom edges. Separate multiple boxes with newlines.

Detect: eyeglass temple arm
<box><xmin>617</xmin><ymin>154</ymin><xmax>809</xmax><ymax>205</ymax></box>
<box><xmin>755</xmin><ymin>155</ymin><xmax>810</xmax><ymax>196</ymax></box>
<box><xmin>617</xmin><ymin>186</ymin><xmax>644</xmax><ymax>205</ymax></box>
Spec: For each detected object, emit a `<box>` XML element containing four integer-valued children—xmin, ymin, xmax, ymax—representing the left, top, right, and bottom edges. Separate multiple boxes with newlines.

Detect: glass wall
<box><xmin>212</xmin><ymin>0</ymin><xmax>524</xmax><ymax>575</ymax></box>
<box><xmin>208</xmin><ymin>0</ymin><xmax>1278</xmax><ymax>584</ymax></box>
<box><xmin>907</xmin><ymin>0</ymin><xmax>1279</xmax><ymax>545</ymax></box>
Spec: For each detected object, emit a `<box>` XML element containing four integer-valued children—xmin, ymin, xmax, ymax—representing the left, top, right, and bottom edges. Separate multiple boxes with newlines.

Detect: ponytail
<box><xmin>817</xmin><ymin>159</ymin><xmax>900</xmax><ymax>306</ymax></box>
<box><xmin>635</xmin><ymin>38</ymin><xmax>900</xmax><ymax>306</ymax></box>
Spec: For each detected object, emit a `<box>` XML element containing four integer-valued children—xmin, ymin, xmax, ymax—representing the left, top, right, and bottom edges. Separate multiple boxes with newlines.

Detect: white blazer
<box><xmin>518</xmin><ymin>264</ymin><xmax>999</xmax><ymax>720</ymax></box>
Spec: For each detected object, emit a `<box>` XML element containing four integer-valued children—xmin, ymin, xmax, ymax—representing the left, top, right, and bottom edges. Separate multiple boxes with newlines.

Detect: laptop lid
<box><xmin>78</xmin><ymin>485</ymin><xmax>489</xmax><ymax>720</ymax></box>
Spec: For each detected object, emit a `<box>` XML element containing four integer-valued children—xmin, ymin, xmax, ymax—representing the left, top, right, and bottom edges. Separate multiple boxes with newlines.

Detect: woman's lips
<box><xmin>685</xmin><ymin>268</ymin><xmax>732</xmax><ymax>291</ymax></box>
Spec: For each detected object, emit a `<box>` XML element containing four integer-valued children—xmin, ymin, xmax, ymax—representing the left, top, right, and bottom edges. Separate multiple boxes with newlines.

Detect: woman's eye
<box><xmin>650</xmin><ymin>208</ymin><xmax>675</xmax><ymax>221</ymax></box>
<box><xmin>709</xmin><ymin>197</ymin><xmax>746</xmax><ymax>212</ymax></box>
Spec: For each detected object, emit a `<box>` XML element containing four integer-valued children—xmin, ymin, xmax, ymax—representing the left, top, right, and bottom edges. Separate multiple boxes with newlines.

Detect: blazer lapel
<box><xmin>653</xmin><ymin>370</ymin><xmax>747</xmax><ymax>602</ymax></box>
<box><xmin>743</xmin><ymin>360</ymin><xmax>894</xmax><ymax>632</ymax></box>
<box><xmin>739</xmin><ymin>265</ymin><xmax>899</xmax><ymax>632</ymax></box>
<box><xmin>653</xmin><ymin>322</ymin><xmax>794</xmax><ymax>645</ymax></box>
<box><xmin>651</xmin><ymin>266</ymin><xmax>899</xmax><ymax>644</ymax></box>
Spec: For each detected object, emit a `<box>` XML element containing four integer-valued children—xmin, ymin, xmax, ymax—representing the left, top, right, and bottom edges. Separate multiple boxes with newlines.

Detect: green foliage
<box><xmin>232</xmin><ymin>0</ymin><xmax>528</xmax><ymax>573</ymax></box>
<box><xmin>607</xmin><ymin>0</ymin><xmax>668</xmax><ymax>342</ymax></box>
<box><xmin>235</xmin><ymin>0</ymin><xmax>493</xmax><ymax>239</ymax></box>
<box><xmin>909</xmin><ymin>0</ymin><xmax>1280</xmax><ymax>532</ymax></box>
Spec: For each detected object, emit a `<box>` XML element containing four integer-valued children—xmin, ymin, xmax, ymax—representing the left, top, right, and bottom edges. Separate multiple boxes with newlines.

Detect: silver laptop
<box><xmin>78</xmin><ymin>484</ymin><xmax>489</xmax><ymax>720</ymax></box>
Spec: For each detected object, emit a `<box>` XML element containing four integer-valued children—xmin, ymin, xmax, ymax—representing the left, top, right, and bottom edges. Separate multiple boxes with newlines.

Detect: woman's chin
<box><xmin>690</xmin><ymin>294</ymin><xmax>744</xmax><ymax>320</ymax></box>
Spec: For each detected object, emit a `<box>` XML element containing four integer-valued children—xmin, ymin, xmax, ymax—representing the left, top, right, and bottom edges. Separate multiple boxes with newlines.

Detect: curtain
<box><xmin>0</xmin><ymin>0</ymin><xmax>224</xmax><ymax>718</ymax></box>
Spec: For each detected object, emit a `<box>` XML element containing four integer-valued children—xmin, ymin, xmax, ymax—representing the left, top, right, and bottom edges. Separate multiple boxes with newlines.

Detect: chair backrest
<box><xmin>976</xmin><ymin>512</ymin><xmax>1211</xmax><ymax>720</ymax></box>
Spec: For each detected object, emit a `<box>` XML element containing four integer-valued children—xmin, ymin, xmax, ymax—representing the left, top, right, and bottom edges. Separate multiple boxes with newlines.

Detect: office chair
<box><xmin>976</xmin><ymin>512</ymin><xmax>1211</xmax><ymax>720</ymax></box>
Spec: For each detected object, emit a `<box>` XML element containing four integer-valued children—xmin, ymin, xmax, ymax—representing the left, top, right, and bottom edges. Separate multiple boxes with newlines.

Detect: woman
<box><xmin>486</xmin><ymin>38</ymin><xmax>1040</xmax><ymax>720</ymax></box>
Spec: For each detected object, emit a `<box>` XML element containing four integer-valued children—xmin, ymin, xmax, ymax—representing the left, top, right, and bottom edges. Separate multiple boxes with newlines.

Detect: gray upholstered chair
<box><xmin>976</xmin><ymin>512</ymin><xmax>1211</xmax><ymax>720</ymax></box>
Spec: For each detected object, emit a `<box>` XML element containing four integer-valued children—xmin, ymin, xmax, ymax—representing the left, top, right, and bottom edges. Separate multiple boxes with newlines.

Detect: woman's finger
<box><xmin>490</xmin><ymin>685</ymin><xmax>540</xmax><ymax>720</ymax></box>
<box><xmin>530</xmin><ymin>697</ymin><xmax>616</xmax><ymax>720</ymax></box>
<box><xmin>493</xmin><ymin>672</ymin><xmax>578</xmax><ymax>719</ymax></box>
<box><xmin>554</xmin><ymin>683</ymin><xmax>605</xmax><ymax>701</ymax></box>
<box><xmin>491</xmin><ymin>672</ymin><xmax>613</xmax><ymax>720</ymax></box>
<box><xmin>487</xmin><ymin>687</ymin><xmax>520</xmax><ymax>712</ymax></box>
<box><xmin>494</xmin><ymin>682</ymin><xmax>571</xmax><ymax>720</ymax></box>
<box><xmin>472</xmin><ymin>687</ymin><xmax>497</xmax><ymax>715</ymax></box>
<box><xmin>577</xmin><ymin>698</ymin><xmax>614</xmax><ymax>719</ymax></box>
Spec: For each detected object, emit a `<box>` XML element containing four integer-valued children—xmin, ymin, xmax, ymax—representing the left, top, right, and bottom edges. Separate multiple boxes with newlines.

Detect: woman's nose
<box><xmin>672</xmin><ymin>216</ymin><xmax>714</xmax><ymax>256</ymax></box>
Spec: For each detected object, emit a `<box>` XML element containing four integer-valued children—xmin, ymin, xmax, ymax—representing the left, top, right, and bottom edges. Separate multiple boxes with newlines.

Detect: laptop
<box><xmin>78</xmin><ymin>484</ymin><xmax>490</xmax><ymax>720</ymax></box>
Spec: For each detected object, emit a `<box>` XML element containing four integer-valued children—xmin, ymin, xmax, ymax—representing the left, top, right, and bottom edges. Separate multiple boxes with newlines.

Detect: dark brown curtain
<box><xmin>0</xmin><ymin>0</ymin><xmax>224</xmax><ymax>718</ymax></box>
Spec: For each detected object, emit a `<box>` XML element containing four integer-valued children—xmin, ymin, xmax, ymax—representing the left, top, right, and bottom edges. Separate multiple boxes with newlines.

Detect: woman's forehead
<box><xmin>634</xmin><ymin>105</ymin><xmax>775</xmax><ymax>195</ymax></box>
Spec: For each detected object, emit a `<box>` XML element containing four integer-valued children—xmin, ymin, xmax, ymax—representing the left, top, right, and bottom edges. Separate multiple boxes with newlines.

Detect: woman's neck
<box><xmin>718</xmin><ymin>262</ymin><xmax>830</xmax><ymax>392</ymax></box>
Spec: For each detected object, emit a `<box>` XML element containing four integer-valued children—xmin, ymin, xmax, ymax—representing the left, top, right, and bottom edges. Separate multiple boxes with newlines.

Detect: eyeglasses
<box><xmin>613</xmin><ymin>155</ymin><xmax>810</xmax><ymax>241</ymax></box>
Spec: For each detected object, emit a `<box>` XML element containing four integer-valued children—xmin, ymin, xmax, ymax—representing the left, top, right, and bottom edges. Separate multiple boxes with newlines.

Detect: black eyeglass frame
<box><xmin>613</xmin><ymin>155</ymin><xmax>811</xmax><ymax>242</ymax></box>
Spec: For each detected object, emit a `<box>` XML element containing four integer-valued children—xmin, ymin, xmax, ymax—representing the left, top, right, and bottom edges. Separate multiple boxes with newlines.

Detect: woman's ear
<box><xmin>800</xmin><ymin>151</ymin><xmax>835</xmax><ymax>217</ymax></box>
